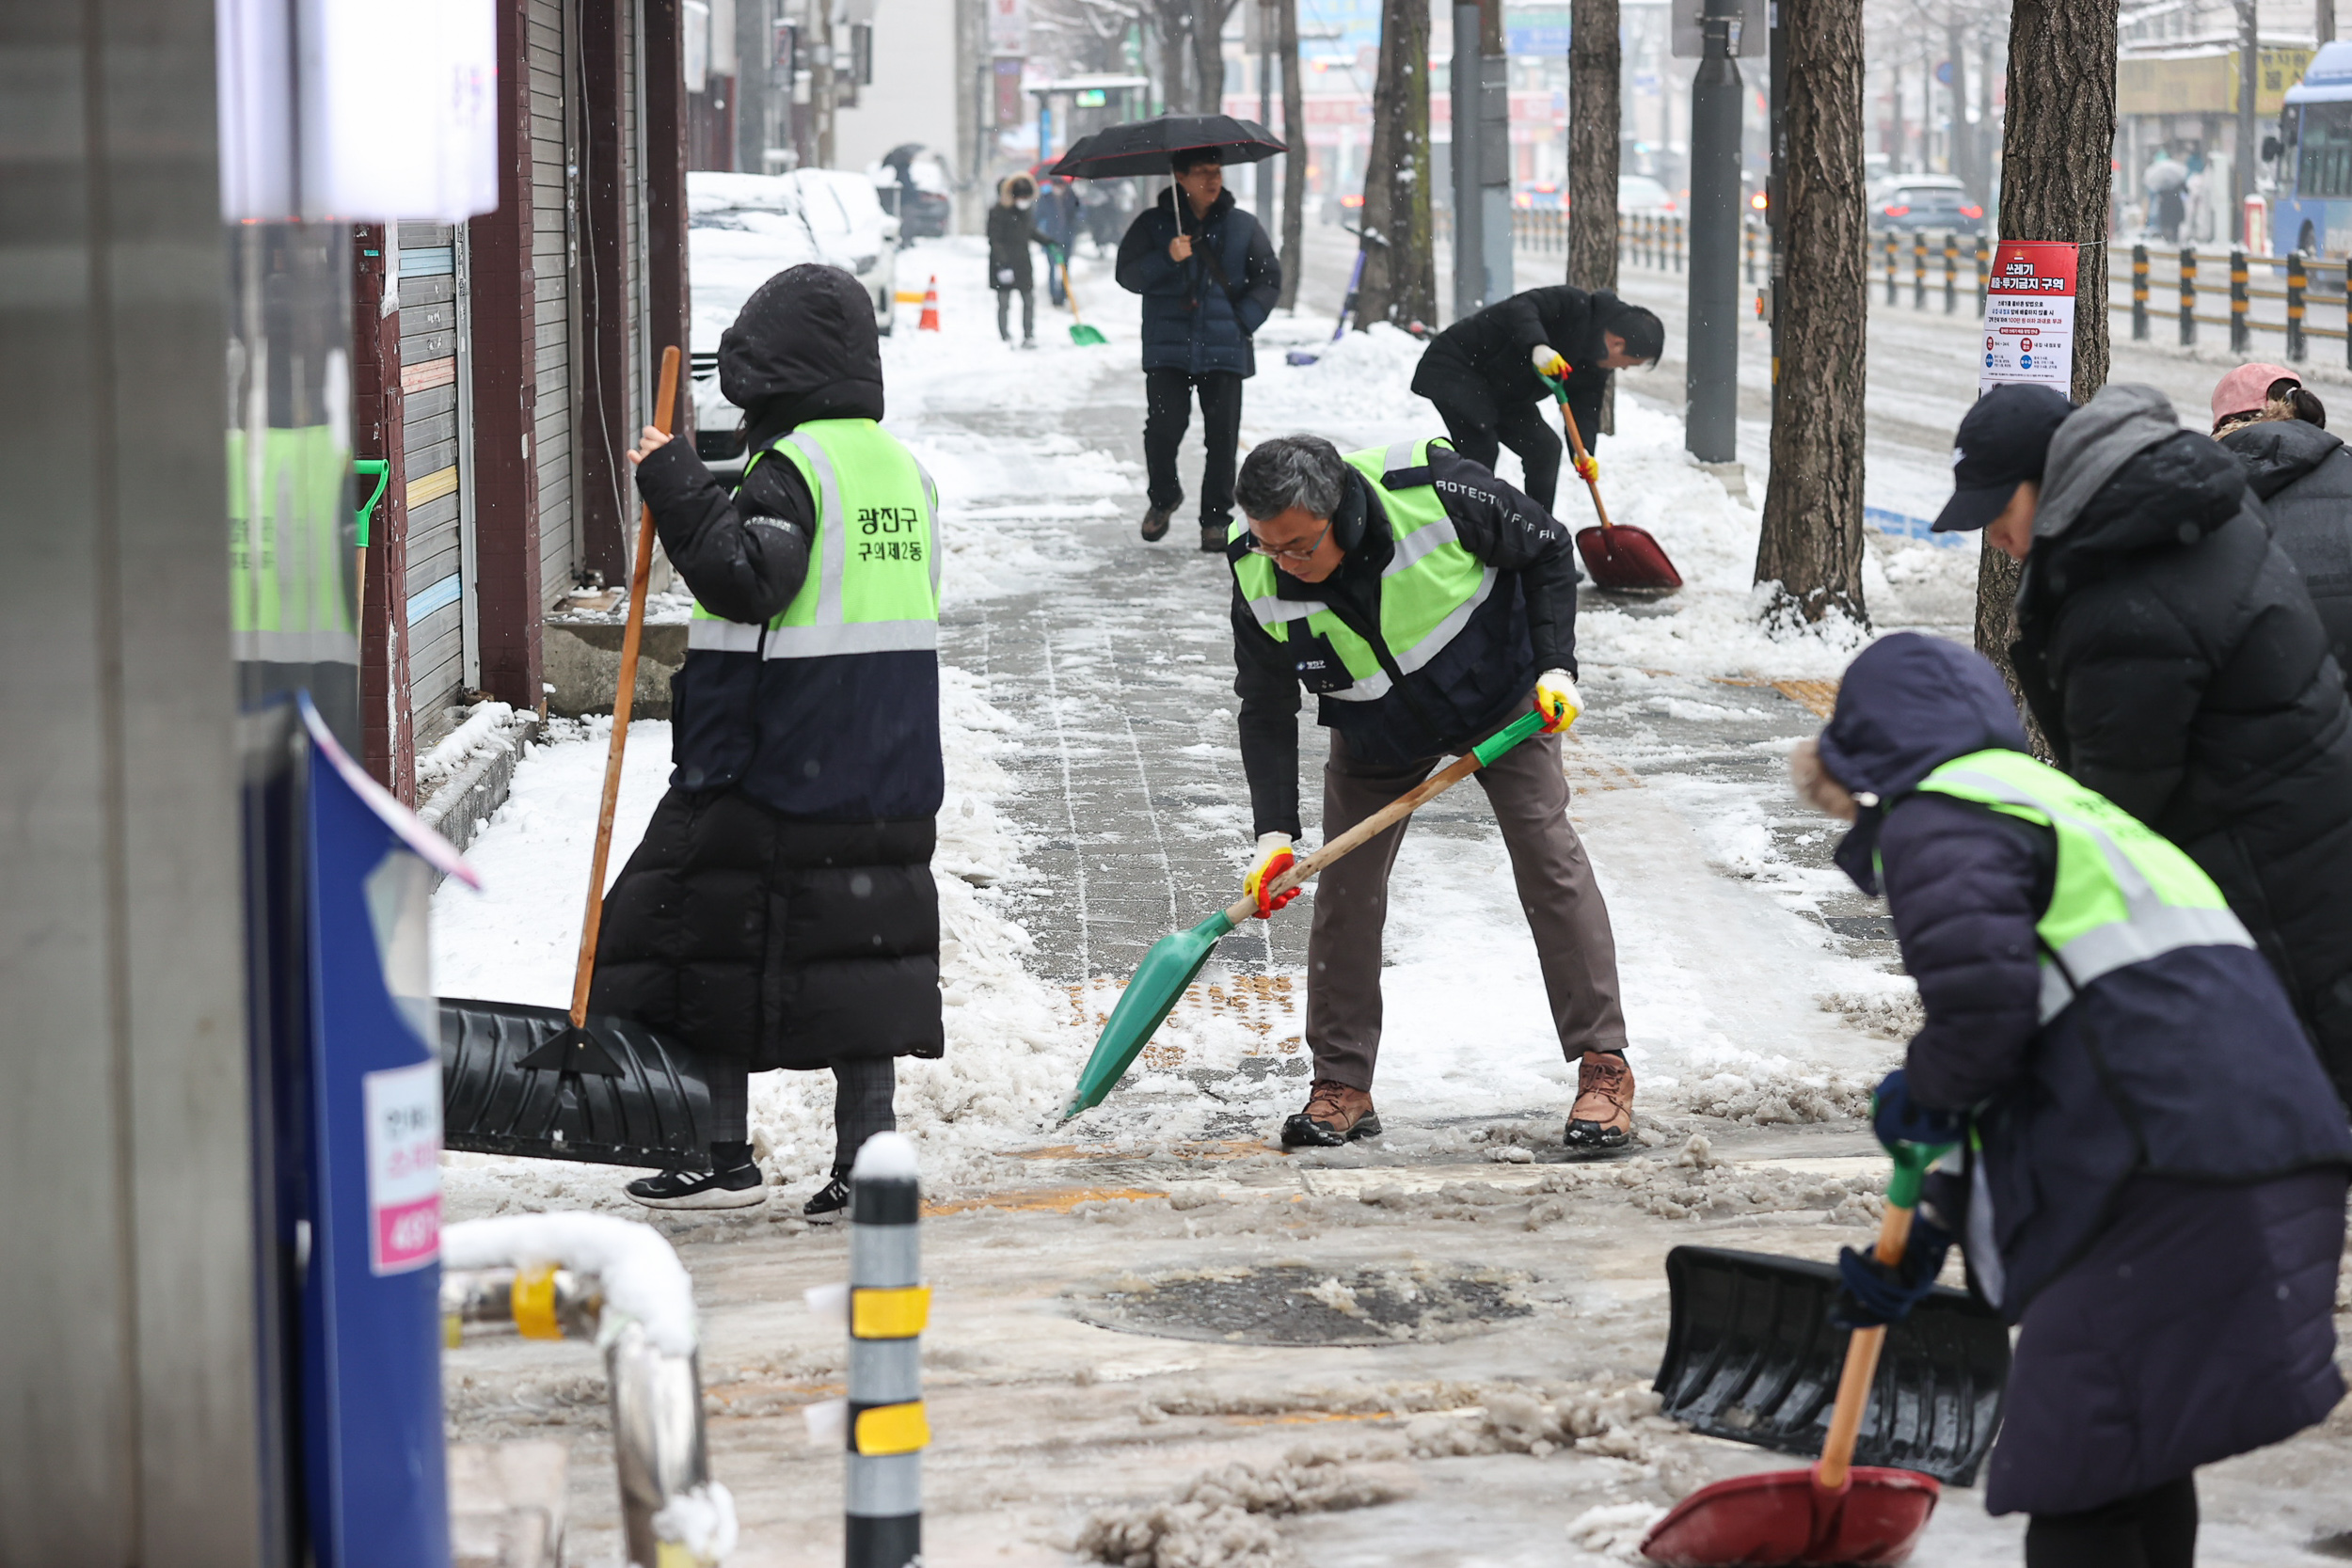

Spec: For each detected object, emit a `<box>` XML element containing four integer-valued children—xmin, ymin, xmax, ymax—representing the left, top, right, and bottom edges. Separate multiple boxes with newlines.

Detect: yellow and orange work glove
<box><xmin>1531</xmin><ymin>343</ymin><xmax>1570</xmax><ymax>382</ymax></box>
<box><xmin>1244</xmin><ymin>832</ymin><xmax>1303</xmax><ymax>919</ymax></box>
<box><xmin>1572</xmin><ymin>453</ymin><xmax>1599</xmax><ymax>483</ymax></box>
<box><xmin>1534</xmin><ymin>668</ymin><xmax>1584</xmax><ymax>734</ymax></box>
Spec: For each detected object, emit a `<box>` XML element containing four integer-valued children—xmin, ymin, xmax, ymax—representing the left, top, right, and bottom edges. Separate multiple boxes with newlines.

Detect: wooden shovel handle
<box><xmin>1550</xmin><ymin>382</ymin><xmax>1615</xmax><ymax>536</ymax></box>
<box><xmin>1217</xmin><ymin>742</ymin><xmax>1498</xmax><ymax>927</ymax></box>
<box><xmin>568</xmin><ymin>344</ymin><xmax>683</xmax><ymax>1027</ymax></box>
<box><xmin>1814</xmin><ymin>1200</ymin><xmax>1918</xmax><ymax>1492</ymax></box>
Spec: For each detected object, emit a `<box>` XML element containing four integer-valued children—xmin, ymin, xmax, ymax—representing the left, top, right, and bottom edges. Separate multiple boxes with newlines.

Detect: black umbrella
<box><xmin>1047</xmin><ymin>114</ymin><xmax>1287</xmax><ymax>181</ymax></box>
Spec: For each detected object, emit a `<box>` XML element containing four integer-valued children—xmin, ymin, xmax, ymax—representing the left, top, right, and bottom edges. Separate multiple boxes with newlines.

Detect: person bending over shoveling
<box><xmin>1227</xmin><ymin>435</ymin><xmax>1635</xmax><ymax>1151</ymax></box>
<box><xmin>1409</xmin><ymin>286</ymin><xmax>1662</xmax><ymax>514</ymax></box>
<box><xmin>1794</xmin><ymin>633</ymin><xmax>2351</xmax><ymax>1566</ymax></box>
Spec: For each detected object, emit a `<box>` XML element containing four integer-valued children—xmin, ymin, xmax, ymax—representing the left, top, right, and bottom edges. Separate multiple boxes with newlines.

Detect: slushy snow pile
<box><xmin>1075</xmin><ymin>1443</ymin><xmax>1420</xmax><ymax>1568</ymax></box>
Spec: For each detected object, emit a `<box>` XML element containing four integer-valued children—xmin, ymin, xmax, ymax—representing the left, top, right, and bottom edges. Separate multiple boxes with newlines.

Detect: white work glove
<box><xmin>1243</xmin><ymin>832</ymin><xmax>1301</xmax><ymax>919</ymax></box>
<box><xmin>1531</xmin><ymin>343</ymin><xmax>1569</xmax><ymax>380</ymax></box>
<box><xmin>1534</xmin><ymin>668</ymin><xmax>1583</xmax><ymax>734</ymax></box>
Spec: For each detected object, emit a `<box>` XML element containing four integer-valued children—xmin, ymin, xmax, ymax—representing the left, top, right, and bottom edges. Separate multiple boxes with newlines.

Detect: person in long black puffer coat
<box><xmin>1991</xmin><ymin>382</ymin><xmax>2352</xmax><ymax>1115</ymax></box>
<box><xmin>595</xmin><ymin>263</ymin><xmax>944</xmax><ymax>1216</ymax></box>
<box><xmin>1795</xmin><ymin>633</ymin><xmax>2351</xmax><ymax>1568</ymax></box>
<box><xmin>2212</xmin><ymin>366</ymin><xmax>2352</xmax><ymax>675</ymax></box>
<box><xmin>986</xmin><ymin>174</ymin><xmax>1047</xmax><ymax>346</ymax></box>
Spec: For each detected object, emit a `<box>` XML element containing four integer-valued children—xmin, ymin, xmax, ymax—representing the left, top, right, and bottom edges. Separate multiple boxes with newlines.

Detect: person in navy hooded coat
<box><xmin>1793</xmin><ymin>633</ymin><xmax>2351</xmax><ymax>1568</ymax></box>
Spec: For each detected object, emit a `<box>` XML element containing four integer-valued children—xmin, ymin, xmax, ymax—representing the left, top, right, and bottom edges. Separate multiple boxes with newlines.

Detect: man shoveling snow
<box><xmin>1223</xmin><ymin>434</ymin><xmax>1637</xmax><ymax>1151</ymax></box>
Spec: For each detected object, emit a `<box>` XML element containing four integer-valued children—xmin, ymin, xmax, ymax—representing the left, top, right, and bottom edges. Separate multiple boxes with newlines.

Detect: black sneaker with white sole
<box><xmin>803</xmin><ymin>1175</ymin><xmax>851</xmax><ymax>1218</ymax></box>
<box><xmin>623</xmin><ymin>1161</ymin><xmax>768</xmax><ymax>1212</ymax></box>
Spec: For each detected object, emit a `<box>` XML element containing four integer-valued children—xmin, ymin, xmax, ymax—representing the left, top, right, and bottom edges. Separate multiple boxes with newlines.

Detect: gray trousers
<box><xmin>1304</xmin><ymin>701</ymin><xmax>1629</xmax><ymax>1091</ymax></box>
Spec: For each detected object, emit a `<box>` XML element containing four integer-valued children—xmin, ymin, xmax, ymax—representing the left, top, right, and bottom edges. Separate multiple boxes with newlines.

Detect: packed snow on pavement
<box><xmin>433</xmin><ymin>238</ymin><xmax>2352</xmax><ymax>1567</ymax></box>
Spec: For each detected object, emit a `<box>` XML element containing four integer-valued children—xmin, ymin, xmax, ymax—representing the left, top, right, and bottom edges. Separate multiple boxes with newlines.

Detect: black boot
<box><xmin>803</xmin><ymin>1173</ymin><xmax>851</xmax><ymax>1218</ymax></box>
<box><xmin>1140</xmin><ymin>503</ymin><xmax>1176</xmax><ymax>542</ymax></box>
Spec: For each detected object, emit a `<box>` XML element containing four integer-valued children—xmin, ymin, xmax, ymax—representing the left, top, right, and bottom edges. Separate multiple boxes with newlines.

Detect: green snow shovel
<box><xmin>1060</xmin><ymin>251</ymin><xmax>1107</xmax><ymax>346</ymax></box>
<box><xmin>1061</xmin><ymin>708</ymin><xmax>1550</xmax><ymax>1120</ymax></box>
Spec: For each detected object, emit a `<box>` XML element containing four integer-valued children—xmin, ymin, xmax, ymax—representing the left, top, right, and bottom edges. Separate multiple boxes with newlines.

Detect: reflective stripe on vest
<box><xmin>1229</xmin><ymin>437</ymin><xmax>1494</xmax><ymax>703</ymax></box>
<box><xmin>1912</xmin><ymin>749</ymin><xmax>2255</xmax><ymax>1022</ymax></box>
<box><xmin>228</xmin><ymin>423</ymin><xmax>359</xmax><ymax>666</ymax></box>
<box><xmin>688</xmin><ymin>419</ymin><xmax>941</xmax><ymax>657</ymax></box>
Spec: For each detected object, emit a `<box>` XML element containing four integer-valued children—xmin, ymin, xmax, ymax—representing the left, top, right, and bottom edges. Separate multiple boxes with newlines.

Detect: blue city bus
<box><xmin>2275</xmin><ymin>40</ymin><xmax>2352</xmax><ymax>256</ymax></box>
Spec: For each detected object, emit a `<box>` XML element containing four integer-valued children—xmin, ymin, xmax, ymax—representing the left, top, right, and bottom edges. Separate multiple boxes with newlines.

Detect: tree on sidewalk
<box><xmin>1355</xmin><ymin>0</ymin><xmax>1437</xmax><ymax>329</ymax></box>
<box><xmin>1753</xmin><ymin>0</ymin><xmax>1869</xmax><ymax>625</ymax></box>
<box><xmin>1566</xmin><ymin>0</ymin><xmax>1619</xmax><ymax>295</ymax></box>
<box><xmin>1972</xmin><ymin>0</ymin><xmax>2115</xmax><ymax>699</ymax></box>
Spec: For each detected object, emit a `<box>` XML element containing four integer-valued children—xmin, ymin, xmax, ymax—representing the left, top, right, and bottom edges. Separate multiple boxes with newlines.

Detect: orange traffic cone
<box><xmin>917</xmin><ymin>276</ymin><xmax>941</xmax><ymax>332</ymax></box>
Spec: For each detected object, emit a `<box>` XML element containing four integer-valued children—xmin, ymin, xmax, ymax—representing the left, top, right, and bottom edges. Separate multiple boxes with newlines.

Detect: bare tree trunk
<box><xmin>1973</xmin><ymin>0</ymin><xmax>2115</xmax><ymax>704</ymax></box>
<box><xmin>1193</xmin><ymin>0</ymin><xmax>1238</xmax><ymax>113</ymax></box>
<box><xmin>1753</xmin><ymin>0</ymin><xmax>1868</xmax><ymax>626</ymax></box>
<box><xmin>1567</xmin><ymin>0</ymin><xmax>1620</xmax><ymax>293</ymax></box>
<box><xmin>1355</xmin><ymin>0</ymin><xmax>1437</xmax><ymax>329</ymax></box>
<box><xmin>1279</xmin><ymin>0</ymin><xmax>1306</xmax><ymax>308</ymax></box>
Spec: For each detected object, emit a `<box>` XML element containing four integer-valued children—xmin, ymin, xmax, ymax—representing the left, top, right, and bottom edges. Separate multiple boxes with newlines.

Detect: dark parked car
<box><xmin>1873</xmin><ymin>177</ymin><xmax>1985</xmax><ymax>235</ymax></box>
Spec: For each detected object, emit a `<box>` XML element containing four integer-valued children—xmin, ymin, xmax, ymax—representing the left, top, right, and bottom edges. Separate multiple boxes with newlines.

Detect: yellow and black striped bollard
<box><xmin>846</xmin><ymin>1133</ymin><xmax>928</xmax><ymax>1568</ymax></box>
<box><xmin>2287</xmin><ymin>250</ymin><xmax>2308</xmax><ymax>362</ymax></box>
<box><xmin>2132</xmin><ymin>244</ymin><xmax>2149</xmax><ymax>341</ymax></box>
<box><xmin>2230</xmin><ymin>247</ymin><xmax>2250</xmax><ymax>355</ymax></box>
<box><xmin>2180</xmin><ymin>245</ymin><xmax>2198</xmax><ymax>347</ymax></box>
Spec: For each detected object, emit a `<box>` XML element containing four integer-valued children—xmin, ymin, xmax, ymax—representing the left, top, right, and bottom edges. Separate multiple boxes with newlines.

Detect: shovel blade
<box><xmin>1062</xmin><ymin>910</ymin><xmax>1236</xmax><ymax>1119</ymax></box>
<box><xmin>1653</xmin><ymin>1246</ymin><xmax>2010</xmax><ymax>1486</ymax></box>
<box><xmin>1577</xmin><ymin>522</ymin><xmax>1684</xmax><ymax>593</ymax></box>
<box><xmin>439</xmin><ymin>997</ymin><xmax>720</xmax><ymax>1169</ymax></box>
<box><xmin>1641</xmin><ymin>1466</ymin><xmax>1940</xmax><ymax>1567</ymax></box>
<box><xmin>1070</xmin><ymin>324</ymin><xmax>1107</xmax><ymax>345</ymax></box>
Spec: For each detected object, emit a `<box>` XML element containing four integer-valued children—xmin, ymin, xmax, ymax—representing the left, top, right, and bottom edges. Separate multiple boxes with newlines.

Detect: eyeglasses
<box><xmin>1245</xmin><ymin>517</ymin><xmax>1331</xmax><ymax>562</ymax></box>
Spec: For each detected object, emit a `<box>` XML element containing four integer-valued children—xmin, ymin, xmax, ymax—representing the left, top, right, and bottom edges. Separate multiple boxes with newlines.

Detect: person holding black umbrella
<box><xmin>1115</xmin><ymin>148</ymin><xmax>1282</xmax><ymax>551</ymax></box>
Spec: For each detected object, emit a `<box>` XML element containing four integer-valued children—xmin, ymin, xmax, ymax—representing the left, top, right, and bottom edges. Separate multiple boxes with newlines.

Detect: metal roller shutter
<box><xmin>530</xmin><ymin>0</ymin><xmax>579</xmax><ymax>608</ymax></box>
<box><xmin>395</xmin><ymin>222</ymin><xmax>477</xmax><ymax>734</ymax></box>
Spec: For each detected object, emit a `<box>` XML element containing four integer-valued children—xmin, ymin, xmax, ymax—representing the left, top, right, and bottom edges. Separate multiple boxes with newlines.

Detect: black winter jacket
<box><xmin>1410</xmin><ymin>286</ymin><xmax>1617</xmax><ymax>445</ymax></box>
<box><xmin>595</xmin><ymin>261</ymin><xmax>944</xmax><ymax>1070</ymax></box>
<box><xmin>2219</xmin><ymin>416</ymin><xmax>2352</xmax><ymax>674</ymax></box>
<box><xmin>986</xmin><ymin>198</ymin><xmax>1048</xmax><ymax>291</ymax></box>
<box><xmin>1115</xmin><ymin>187</ymin><xmax>1280</xmax><ymax>377</ymax></box>
<box><xmin>1232</xmin><ymin>445</ymin><xmax>1578</xmax><ymax>837</ymax></box>
<box><xmin>1820</xmin><ymin>634</ymin><xmax>2352</xmax><ymax>1315</ymax></box>
<box><xmin>2011</xmin><ymin>385</ymin><xmax>2352</xmax><ymax>1110</ymax></box>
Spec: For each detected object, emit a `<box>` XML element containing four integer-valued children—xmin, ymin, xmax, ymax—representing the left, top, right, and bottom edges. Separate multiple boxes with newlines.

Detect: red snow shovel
<box><xmin>1639</xmin><ymin>1141</ymin><xmax>1948</xmax><ymax>1568</ymax></box>
<box><xmin>1543</xmin><ymin>371</ymin><xmax>1683</xmax><ymax>594</ymax></box>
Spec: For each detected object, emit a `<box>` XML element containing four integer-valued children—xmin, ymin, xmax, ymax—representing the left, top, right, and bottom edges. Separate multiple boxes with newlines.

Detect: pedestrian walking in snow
<box><xmin>987</xmin><ymin>175</ymin><xmax>1048</xmax><ymax>347</ymax></box>
<box><xmin>1408</xmin><ymin>286</ymin><xmax>1662</xmax><ymax>513</ymax></box>
<box><xmin>1035</xmin><ymin>175</ymin><xmax>1080</xmax><ymax>305</ymax></box>
<box><xmin>2212</xmin><ymin>364</ymin><xmax>2352</xmax><ymax>677</ymax></box>
<box><xmin>600</xmin><ymin>263</ymin><xmax>946</xmax><ymax>1214</ymax></box>
<box><xmin>1116</xmin><ymin>149</ymin><xmax>1281</xmax><ymax>552</ymax></box>
<box><xmin>1937</xmin><ymin>382</ymin><xmax>2352</xmax><ymax>1117</ymax></box>
<box><xmin>1793</xmin><ymin>632</ymin><xmax>2352</xmax><ymax>1566</ymax></box>
<box><xmin>1226</xmin><ymin>435</ymin><xmax>1634</xmax><ymax>1150</ymax></box>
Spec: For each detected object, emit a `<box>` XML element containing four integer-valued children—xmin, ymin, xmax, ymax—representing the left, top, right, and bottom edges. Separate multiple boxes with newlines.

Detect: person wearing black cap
<box><xmin>1409</xmin><ymin>286</ymin><xmax>1664</xmax><ymax>514</ymax></box>
<box><xmin>1939</xmin><ymin>381</ymin><xmax>2352</xmax><ymax>1118</ymax></box>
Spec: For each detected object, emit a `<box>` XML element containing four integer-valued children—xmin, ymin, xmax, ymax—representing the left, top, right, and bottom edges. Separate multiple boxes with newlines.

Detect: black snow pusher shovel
<box><xmin>1649</xmin><ymin>1243</ymin><xmax>2011</xmax><ymax>1486</ymax></box>
<box><xmin>439</xmin><ymin>346</ymin><xmax>718</xmax><ymax>1172</ymax></box>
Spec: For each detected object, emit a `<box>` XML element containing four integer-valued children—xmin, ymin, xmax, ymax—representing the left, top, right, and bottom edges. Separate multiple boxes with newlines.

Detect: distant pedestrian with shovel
<box><xmin>987</xmin><ymin>174</ymin><xmax>1049</xmax><ymax>348</ymax></box>
<box><xmin>1788</xmin><ymin>632</ymin><xmax>2351</xmax><ymax>1567</ymax></box>
<box><xmin>1410</xmin><ymin>286</ymin><xmax>1662</xmax><ymax>513</ymax></box>
<box><xmin>1226</xmin><ymin>434</ymin><xmax>1636</xmax><ymax>1152</ymax></box>
<box><xmin>1115</xmin><ymin>148</ymin><xmax>1282</xmax><ymax>551</ymax></box>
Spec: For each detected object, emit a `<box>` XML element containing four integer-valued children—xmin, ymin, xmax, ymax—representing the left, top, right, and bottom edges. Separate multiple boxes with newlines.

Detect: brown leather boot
<box><xmin>1281</xmin><ymin>1078</ymin><xmax>1382</xmax><ymax>1148</ymax></box>
<box><xmin>1565</xmin><ymin>1051</ymin><xmax>1635</xmax><ymax>1150</ymax></box>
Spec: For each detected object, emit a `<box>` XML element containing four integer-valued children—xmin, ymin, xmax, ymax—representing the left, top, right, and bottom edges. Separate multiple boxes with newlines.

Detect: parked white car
<box><xmin>688</xmin><ymin>169</ymin><xmax>898</xmax><ymax>464</ymax></box>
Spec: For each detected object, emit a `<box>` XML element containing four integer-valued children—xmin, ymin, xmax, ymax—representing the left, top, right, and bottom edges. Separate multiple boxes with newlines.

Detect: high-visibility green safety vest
<box><xmin>228</xmin><ymin>424</ymin><xmax>357</xmax><ymax>664</ymax></box>
<box><xmin>1228</xmin><ymin>437</ymin><xmax>1493</xmax><ymax>703</ymax></box>
<box><xmin>689</xmin><ymin>419</ymin><xmax>941</xmax><ymax>657</ymax></box>
<box><xmin>1912</xmin><ymin>748</ymin><xmax>2255</xmax><ymax>1022</ymax></box>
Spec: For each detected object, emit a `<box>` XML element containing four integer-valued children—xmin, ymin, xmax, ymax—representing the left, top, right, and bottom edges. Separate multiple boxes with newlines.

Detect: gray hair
<box><xmin>1234</xmin><ymin>435</ymin><xmax>1348</xmax><ymax>522</ymax></box>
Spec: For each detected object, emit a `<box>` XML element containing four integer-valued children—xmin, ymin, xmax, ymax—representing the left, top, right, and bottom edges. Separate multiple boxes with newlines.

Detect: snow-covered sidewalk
<box><xmin>433</xmin><ymin>240</ymin><xmax>2352</xmax><ymax>1567</ymax></box>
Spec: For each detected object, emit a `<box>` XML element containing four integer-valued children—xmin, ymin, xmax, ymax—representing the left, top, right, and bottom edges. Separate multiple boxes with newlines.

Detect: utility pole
<box><xmin>1477</xmin><ymin>0</ymin><xmax>1512</xmax><ymax>305</ymax></box>
<box><xmin>1452</xmin><ymin>2</ymin><xmax>1486</xmax><ymax>319</ymax></box>
<box><xmin>2237</xmin><ymin>0</ymin><xmax>2258</xmax><ymax>241</ymax></box>
<box><xmin>1258</xmin><ymin>0</ymin><xmax>1278</xmax><ymax>220</ymax></box>
<box><xmin>739</xmin><ymin>0</ymin><xmax>771</xmax><ymax>171</ymax></box>
<box><xmin>813</xmin><ymin>0</ymin><xmax>837</xmax><ymax>166</ymax></box>
<box><xmin>2324</xmin><ymin>0</ymin><xmax>2336</xmax><ymax>45</ymax></box>
<box><xmin>1686</xmin><ymin>0</ymin><xmax>1741</xmax><ymax>464</ymax></box>
<box><xmin>1279</xmin><ymin>0</ymin><xmax>1306</xmax><ymax>306</ymax></box>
